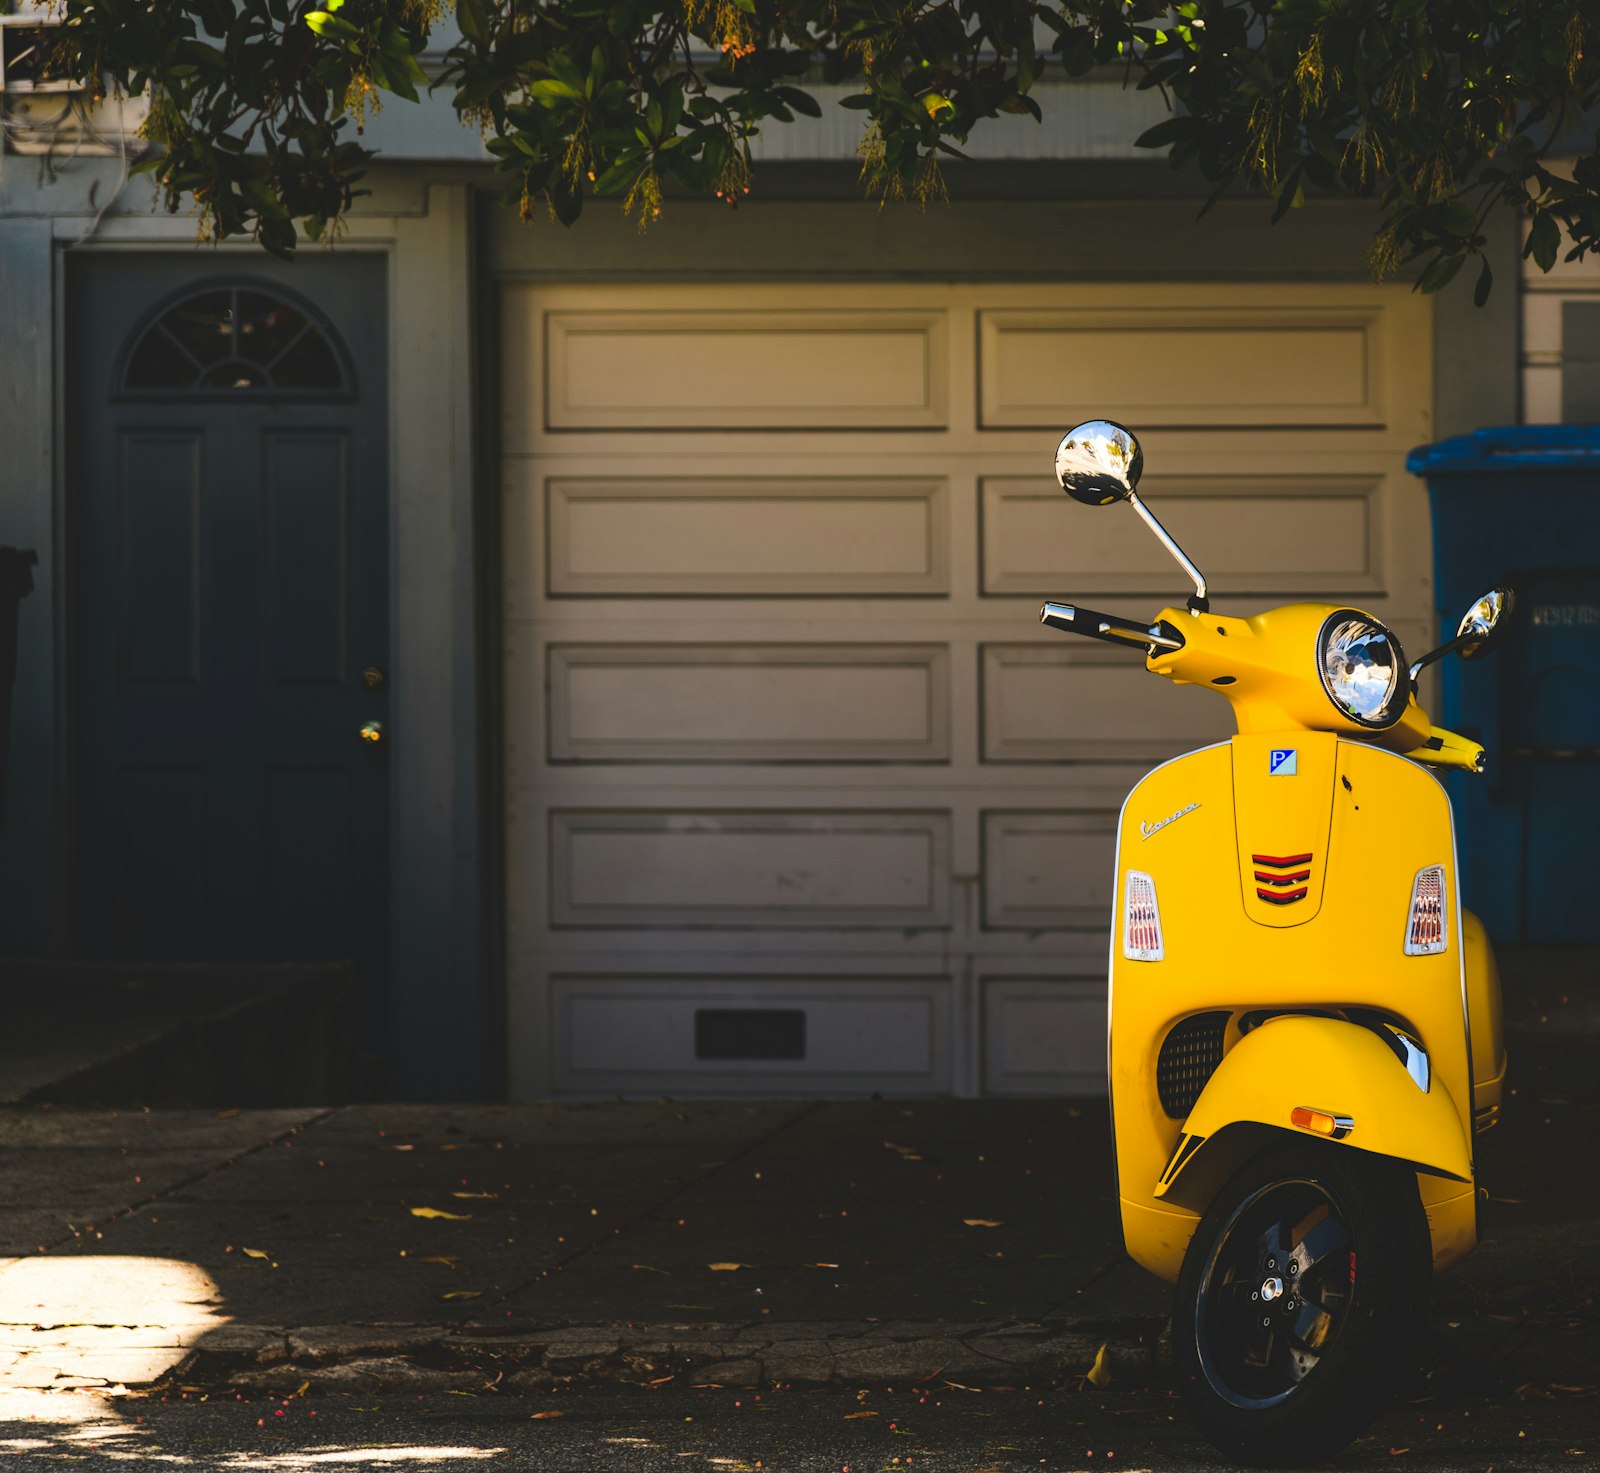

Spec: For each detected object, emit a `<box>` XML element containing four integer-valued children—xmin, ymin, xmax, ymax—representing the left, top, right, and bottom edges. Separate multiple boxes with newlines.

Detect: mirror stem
<box><xmin>1408</xmin><ymin>633</ymin><xmax>1474</xmax><ymax>684</ymax></box>
<box><xmin>1126</xmin><ymin>490</ymin><xmax>1209</xmax><ymax>613</ymax></box>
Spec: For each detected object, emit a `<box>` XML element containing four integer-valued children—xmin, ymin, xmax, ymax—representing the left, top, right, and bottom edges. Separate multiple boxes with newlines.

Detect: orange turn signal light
<box><xmin>1291</xmin><ymin>1106</ymin><xmax>1354</xmax><ymax>1140</ymax></box>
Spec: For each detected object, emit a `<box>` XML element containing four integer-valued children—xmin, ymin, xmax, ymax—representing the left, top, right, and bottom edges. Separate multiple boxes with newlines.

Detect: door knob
<box><xmin>359</xmin><ymin>720</ymin><xmax>384</xmax><ymax>746</ymax></box>
<box><xmin>361</xmin><ymin>665</ymin><xmax>386</xmax><ymax>690</ymax></box>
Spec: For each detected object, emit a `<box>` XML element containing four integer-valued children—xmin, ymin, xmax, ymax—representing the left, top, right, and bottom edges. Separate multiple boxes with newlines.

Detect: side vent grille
<box><xmin>1156</xmin><ymin>1011</ymin><xmax>1231</xmax><ymax>1118</ymax></box>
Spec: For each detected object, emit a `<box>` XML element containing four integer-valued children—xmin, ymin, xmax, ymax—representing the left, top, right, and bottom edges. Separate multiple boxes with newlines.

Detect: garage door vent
<box><xmin>695</xmin><ymin>1009</ymin><xmax>806</xmax><ymax>1061</ymax></box>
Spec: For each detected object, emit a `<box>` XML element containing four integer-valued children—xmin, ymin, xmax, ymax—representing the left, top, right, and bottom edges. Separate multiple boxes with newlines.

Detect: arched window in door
<box><xmin>118</xmin><ymin>281</ymin><xmax>354</xmax><ymax>398</ymax></box>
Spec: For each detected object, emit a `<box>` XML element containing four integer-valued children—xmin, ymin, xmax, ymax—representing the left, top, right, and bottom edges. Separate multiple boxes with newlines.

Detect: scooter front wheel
<box><xmin>1173</xmin><ymin>1141</ymin><xmax>1428</xmax><ymax>1466</ymax></box>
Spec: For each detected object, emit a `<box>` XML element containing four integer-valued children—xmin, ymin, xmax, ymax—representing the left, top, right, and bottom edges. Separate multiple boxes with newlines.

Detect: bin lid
<box><xmin>1408</xmin><ymin>424</ymin><xmax>1600</xmax><ymax>476</ymax></box>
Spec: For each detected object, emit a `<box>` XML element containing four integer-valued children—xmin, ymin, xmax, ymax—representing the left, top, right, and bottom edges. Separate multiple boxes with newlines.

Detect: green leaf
<box><xmin>456</xmin><ymin>0</ymin><xmax>488</xmax><ymax>44</ymax></box>
<box><xmin>1417</xmin><ymin>253</ymin><xmax>1466</xmax><ymax>294</ymax></box>
<box><xmin>1473</xmin><ymin>256</ymin><xmax>1495</xmax><ymax>307</ymax></box>
<box><xmin>1135</xmin><ymin>116</ymin><xmax>1198</xmax><ymax>150</ymax></box>
<box><xmin>773</xmin><ymin>86</ymin><xmax>822</xmax><ymax>118</ymax></box>
<box><xmin>837</xmin><ymin>93</ymin><xmax>873</xmax><ymax>111</ymax></box>
<box><xmin>305</xmin><ymin>12</ymin><xmax>360</xmax><ymax>43</ymax></box>
<box><xmin>1527</xmin><ymin>209</ymin><xmax>1560</xmax><ymax>273</ymax></box>
<box><xmin>527</xmin><ymin>78</ymin><xmax>583</xmax><ymax>103</ymax></box>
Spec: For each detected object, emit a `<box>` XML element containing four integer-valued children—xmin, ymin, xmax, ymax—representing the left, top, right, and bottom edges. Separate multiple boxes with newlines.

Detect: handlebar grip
<box><xmin>1040</xmin><ymin>601</ymin><xmax>1167</xmax><ymax>652</ymax></box>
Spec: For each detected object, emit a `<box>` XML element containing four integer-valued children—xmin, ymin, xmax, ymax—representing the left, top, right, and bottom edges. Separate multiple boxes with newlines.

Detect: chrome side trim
<box><xmin>1386</xmin><ymin>1025</ymin><xmax>1431</xmax><ymax>1093</ymax></box>
<box><xmin>1348</xmin><ymin>742</ymin><xmax>1475</xmax><ymax>1176</ymax></box>
<box><xmin>1108</xmin><ymin>740</ymin><xmax>1234</xmax><ymax>1195</ymax></box>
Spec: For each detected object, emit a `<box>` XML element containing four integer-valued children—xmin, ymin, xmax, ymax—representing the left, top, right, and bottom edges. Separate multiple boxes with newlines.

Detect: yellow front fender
<box><xmin>1158</xmin><ymin>1016</ymin><xmax>1473</xmax><ymax>1213</ymax></box>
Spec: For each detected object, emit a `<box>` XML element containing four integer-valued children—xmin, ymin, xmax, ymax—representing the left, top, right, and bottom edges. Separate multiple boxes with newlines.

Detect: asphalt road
<box><xmin>1</xmin><ymin>1381</ymin><xmax>1591</xmax><ymax>1471</ymax></box>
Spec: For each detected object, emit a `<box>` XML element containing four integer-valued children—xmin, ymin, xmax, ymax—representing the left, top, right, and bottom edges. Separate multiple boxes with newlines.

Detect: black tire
<box><xmin>1172</xmin><ymin>1140</ymin><xmax>1429</xmax><ymax>1466</ymax></box>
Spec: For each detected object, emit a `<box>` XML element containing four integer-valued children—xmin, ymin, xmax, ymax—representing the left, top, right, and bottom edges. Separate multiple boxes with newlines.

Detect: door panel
<box><xmin>264</xmin><ymin>433</ymin><xmax>350</xmax><ymax>687</ymax></box>
<box><xmin>71</xmin><ymin>255</ymin><xmax>388</xmax><ymax>971</ymax></box>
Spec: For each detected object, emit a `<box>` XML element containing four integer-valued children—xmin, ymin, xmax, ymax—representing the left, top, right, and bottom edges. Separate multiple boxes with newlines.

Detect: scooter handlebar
<box><xmin>1040</xmin><ymin>601</ymin><xmax>1182</xmax><ymax>654</ymax></box>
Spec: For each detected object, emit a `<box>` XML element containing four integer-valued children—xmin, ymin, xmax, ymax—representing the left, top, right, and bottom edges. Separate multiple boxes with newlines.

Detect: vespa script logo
<box><xmin>1140</xmin><ymin>802</ymin><xmax>1201</xmax><ymax>842</ymax></box>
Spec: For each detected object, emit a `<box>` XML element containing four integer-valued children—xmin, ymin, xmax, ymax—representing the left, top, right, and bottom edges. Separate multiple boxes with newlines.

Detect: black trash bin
<box><xmin>1407</xmin><ymin>428</ymin><xmax>1600</xmax><ymax>944</ymax></box>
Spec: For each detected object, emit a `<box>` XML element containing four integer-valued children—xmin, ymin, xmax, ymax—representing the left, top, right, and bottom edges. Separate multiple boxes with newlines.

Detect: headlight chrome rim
<box><xmin>1316</xmin><ymin>609</ymin><xmax>1409</xmax><ymax>730</ymax></box>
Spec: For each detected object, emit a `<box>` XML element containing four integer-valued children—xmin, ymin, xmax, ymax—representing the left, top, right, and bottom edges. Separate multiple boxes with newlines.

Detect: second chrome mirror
<box><xmin>1409</xmin><ymin>586</ymin><xmax>1516</xmax><ymax>682</ymax></box>
<box><xmin>1457</xmin><ymin>587</ymin><xmax>1515</xmax><ymax>660</ymax></box>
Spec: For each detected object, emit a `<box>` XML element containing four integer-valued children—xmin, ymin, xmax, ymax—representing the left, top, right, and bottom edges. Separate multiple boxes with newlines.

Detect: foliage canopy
<box><xmin>46</xmin><ymin>1</ymin><xmax>1600</xmax><ymax>297</ymax></box>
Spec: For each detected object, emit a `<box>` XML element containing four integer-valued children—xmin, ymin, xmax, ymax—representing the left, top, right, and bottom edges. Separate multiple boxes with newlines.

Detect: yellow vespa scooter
<box><xmin>1042</xmin><ymin>421</ymin><xmax>1512</xmax><ymax>1466</ymax></box>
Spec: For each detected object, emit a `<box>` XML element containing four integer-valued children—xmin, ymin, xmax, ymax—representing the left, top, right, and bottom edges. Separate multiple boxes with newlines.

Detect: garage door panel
<box><xmin>503</xmin><ymin>276</ymin><xmax>1432</xmax><ymax>1098</ymax></box>
<box><xmin>550</xmin><ymin>810</ymin><xmax>951</xmax><ymax>929</ymax></box>
<box><xmin>552</xmin><ymin>975</ymin><xmax>951</xmax><ymax>1094</ymax></box>
<box><xmin>543</xmin><ymin>310</ymin><xmax>947</xmax><ymax>430</ymax></box>
<box><xmin>982</xmin><ymin>643</ymin><xmax>1233</xmax><ymax>763</ymax></box>
<box><xmin>549</xmin><ymin>643</ymin><xmax>950</xmax><ymax>763</ymax></box>
<box><xmin>979</xmin><ymin>306</ymin><xmax>1387</xmax><ymax>429</ymax></box>
<box><xmin>982</xmin><ymin>474</ymin><xmax>1384</xmax><ymax>597</ymax></box>
<box><xmin>546</xmin><ymin>476</ymin><xmax>948</xmax><ymax>597</ymax></box>
<box><xmin>981</xmin><ymin>977</ymin><xmax>1107</xmax><ymax>1095</ymax></box>
<box><xmin>982</xmin><ymin>810</ymin><xmax>1118</xmax><ymax>930</ymax></box>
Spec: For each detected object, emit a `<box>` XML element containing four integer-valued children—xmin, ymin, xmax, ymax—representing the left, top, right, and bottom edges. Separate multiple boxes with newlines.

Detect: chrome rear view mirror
<box><xmin>1457</xmin><ymin>586</ymin><xmax>1515</xmax><ymax>660</ymax></box>
<box><xmin>1055</xmin><ymin>419</ymin><xmax>1142</xmax><ymax>505</ymax></box>
<box><xmin>1409</xmin><ymin>586</ymin><xmax>1516</xmax><ymax>682</ymax></box>
<box><xmin>1053</xmin><ymin>418</ymin><xmax>1209</xmax><ymax>612</ymax></box>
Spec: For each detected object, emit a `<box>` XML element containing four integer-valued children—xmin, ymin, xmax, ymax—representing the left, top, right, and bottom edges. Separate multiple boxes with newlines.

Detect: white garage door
<box><xmin>501</xmin><ymin>280</ymin><xmax>1432</xmax><ymax>1098</ymax></box>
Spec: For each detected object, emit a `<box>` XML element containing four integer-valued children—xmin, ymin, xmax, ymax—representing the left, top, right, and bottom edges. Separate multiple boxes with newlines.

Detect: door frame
<box><xmin>50</xmin><ymin>184</ymin><xmax>493</xmax><ymax>1100</ymax></box>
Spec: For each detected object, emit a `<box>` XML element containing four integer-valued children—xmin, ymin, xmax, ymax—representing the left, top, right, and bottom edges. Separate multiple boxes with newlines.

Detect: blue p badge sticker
<box><xmin>1269</xmin><ymin>748</ymin><xmax>1298</xmax><ymax>776</ymax></box>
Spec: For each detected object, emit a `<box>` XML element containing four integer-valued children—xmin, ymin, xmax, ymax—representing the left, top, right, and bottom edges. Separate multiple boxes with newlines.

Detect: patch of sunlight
<box><xmin>0</xmin><ymin>1257</ymin><xmax>228</xmax><ymax>1390</ymax></box>
<box><xmin>601</xmin><ymin>1435</ymin><xmax>658</xmax><ymax>1446</ymax></box>
<box><xmin>0</xmin><ymin>1387</ymin><xmax>122</xmax><ymax>1423</ymax></box>
<box><xmin>220</xmin><ymin>1448</ymin><xmax>506</xmax><ymax>1467</ymax></box>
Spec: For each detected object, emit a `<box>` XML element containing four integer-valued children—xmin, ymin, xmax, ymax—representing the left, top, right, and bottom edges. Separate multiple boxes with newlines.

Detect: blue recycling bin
<box><xmin>1407</xmin><ymin>427</ymin><xmax>1600</xmax><ymax>944</ymax></box>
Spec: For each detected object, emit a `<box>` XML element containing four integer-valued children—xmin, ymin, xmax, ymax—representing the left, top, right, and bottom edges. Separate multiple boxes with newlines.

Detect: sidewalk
<box><xmin>0</xmin><ymin>1096</ymin><xmax>1176</xmax><ymax>1394</ymax></box>
<box><xmin>0</xmin><ymin>955</ymin><xmax>1592</xmax><ymax>1400</ymax></box>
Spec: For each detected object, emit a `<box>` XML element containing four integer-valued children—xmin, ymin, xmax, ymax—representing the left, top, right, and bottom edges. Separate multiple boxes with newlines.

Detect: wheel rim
<box><xmin>1194</xmin><ymin>1176</ymin><xmax>1357</xmax><ymax>1409</ymax></box>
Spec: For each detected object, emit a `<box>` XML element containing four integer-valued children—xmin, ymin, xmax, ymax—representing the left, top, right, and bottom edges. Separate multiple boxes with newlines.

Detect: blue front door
<box><xmin>70</xmin><ymin>256</ymin><xmax>389</xmax><ymax>971</ymax></box>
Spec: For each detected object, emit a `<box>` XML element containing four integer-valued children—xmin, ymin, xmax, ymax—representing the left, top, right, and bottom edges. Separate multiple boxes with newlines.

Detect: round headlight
<box><xmin>1317</xmin><ymin>612</ymin><xmax>1408</xmax><ymax>728</ymax></box>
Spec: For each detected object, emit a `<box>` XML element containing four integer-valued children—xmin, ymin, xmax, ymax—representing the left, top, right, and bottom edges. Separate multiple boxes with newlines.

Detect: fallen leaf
<box><xmin>842</xmin><ymin>1411</ymin><xmax>879</xmax><ymax>1419</ymax></box>
<box><xmin>962</xmin><ymin>1219</ymin><xmax>1004</xmax><ymax>1228</ymax></box>
<box><xmin>707</xmin><ymin>1262</ymin><xmax>749</xmax><ymax>1271</ymax></box>
<box><xmin>530</xmin><ymin>1409</ymin><xmax>565</xmax><ymax>1419</ymax></box>
<box><xmin>392</xmin><ymin>1144</ymin><xmax>415</xmax><ymax>1152</ymax></box>
<box><xmin>632</xmin><ymin>1264</ymin><xmax>669</xmax><ymax>1273</ymax></box>
<box><xmin>411</xmin><ymin>1207</ymin><xmax>472</xmax><ymax>1221</ymax></box>
<box><xmin>293</xmin><ymin>1381</ymin><xmax>310</xmax><ymax>1398</ymax></box>
<box><xmin>440</xmin><ymin>1290</ymin><xmax>481</xmax><ymax>1301</ymax></box>
<box><xmin>416</xmin><ymin>1255</ymin><xmax>460</xmax><ymax>1267</ymax></box>
<box><xmin>942</xmin><ymin>1379</ymin><xmax>981</xmax><ymax>1392</ymax></box>
<box><xmin>883</xmin><ymin>1141</ymin><xmax>923</xmax><ymax>1161</ymax></box>
<box><xmin>1388</xmin><ymin>1449</ymin><xmax>1410</xmax><ymax>1456</ymax></box>
<box><xmin>452</xmin><ymin>1191</ymin><xmax>497</xmax><ymax>1200</ymax></box>
<box><xmin>241</xmin><ymin>1248</ymin><xmax>270</xmax><ymax>1260</ymax></box>
<box><xmin>214</xmin><ymin>1109</ymin><xmax>240</xmax><ymax>1119</ymax></box>
<box><xmin>1085</xmin><ymin>1342</ymin><xmax>1112</xmax><ymax>1389</ymax></box>
<box><xmin>813</xmin><ymin>1262</ymin><xmax>840</xmax><ymax>1269</ymax></box>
